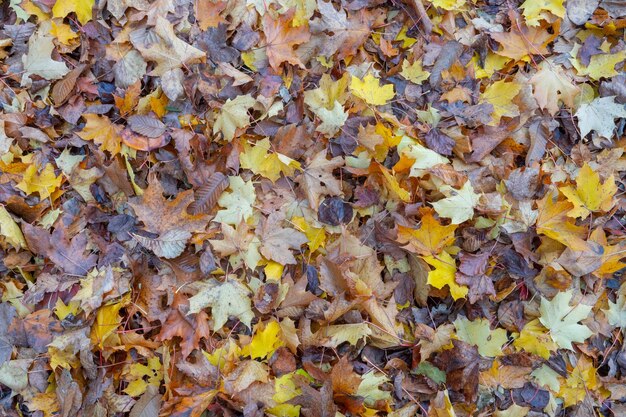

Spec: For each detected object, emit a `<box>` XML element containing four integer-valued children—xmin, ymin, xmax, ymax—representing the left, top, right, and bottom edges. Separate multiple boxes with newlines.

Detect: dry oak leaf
<box><xmin>397</xmin><ymin>210</ymin><xmax>457</xmax><ymax>256</ymax></box>
<box><xmin>490</xmin><ymin>20</ymin><xmax>552</xmax><ymax>61</ymax></box>
<box><xmin>258</xmin><ymin>213</ymin><xmax>307</xmax><ymax>265</ymax></box>
<box><xmin>559</xmin><ymin>163</ymin><xmax>616</xmax><ymax>219</ymax></box>
<box><xmin>262</xmin><ymin>9</ymin><xmax>311</xmax><ymax>70</ymax></box>
<box><xmin>77</xmin><ymin>114</ymin><xmax>124</xmax><ymax>155</ymax></box>
<box><xmin>300</xmin><ymin>150</ymin><xmax>344</xmax><ymax>209</ymax></box>
<box><xmin>130</xmin><ymin>16</ymin><xmax>205</xmax><ymax>76</ymax></box>
<box><xmin>535</xmin><ymin>192</ymin><xmax>589</xmax><ymax>251</ymax></box>
<box><xmin>129</xmin><ymin>174</ymin><xmax>211</xmax><ymax>236</ymax></box>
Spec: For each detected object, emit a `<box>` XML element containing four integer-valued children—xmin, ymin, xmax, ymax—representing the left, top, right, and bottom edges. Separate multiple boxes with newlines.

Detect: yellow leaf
<box><xmin>401</xmin><ymin>60</ymin><xmax>430</xmax><ymax>84</ymax></box>
<box><xmin>397</xmin><ymin>211</ymin><xmax>457</xmax><ymax>256</ymax></box>
<box><xmin>454</xmin><ymin>316</ymin><xmax>508</xmax><ymax>357</ymax></box>
<box><xmin>350</xmin><ymin>73</ymin><xmax>395</xmax><ymax>106</ymax></box>
<box><xmin>267</xmin><ymin>372</ymin><xmax>306</xmax><ymax>417</ymax></box>
<box><xmin>16</xmin><ymin>163</ymin><xmax>63</xmax><ymax>199</ymax></box>
<box><xmin>50</xmin><ymin>21</ymin><xmax>78</xmax><ymax>45</ymax></box>
<box><xmin>214</xmin><ymin>94</ymin><xmax>256</xmax><ymax>141</ymax></box>
<box><xmin>0</xmin><ymin>206</ymin><xmax>26</xmax><ymax>249</ymax></box>
<box><xmin>571</xmin><ymin>50</ymin><xmax>626</xmax><ymax>80</ymax></box>
<box><xmin>77</xmin><ymin>114</ymin><xmax>124</xmax><ymax>155</ymax></box>
<box><xmin>291</xmin><ymin>216</ymin><xmax>326</xmax><ymax>252</ymax></box>
<box><xmin>558</xmin><ymin>356</ymin><xmax>599</xmax><ymax>407</ymax></box>
<box><xmin>376</xmin><ymin>163</ymin><xmax>411</xmax><ymax>202</ymax></box>
<box><xmin>124</xmin><ymin>356</ymin><xmax>163</xmax><ymax>396</ymax></box>
<box><xmin>240</xmin><ymin>138</ymin><xmax>301</xmax><ymax>182</ymax></box>
<box><xmin>91</xmin><ymin>301</ymin><xmax>123</xmax><ymax>348</ymax></box>
<box><xmin>52</xmin><ymin>0</ymin><xmax>94</xmax><ymax>24</ymax></box>
<box><xmin>264</xmin><ymin>261</ymin><xmax>284</xmax><ymax>281</ymax></box>
<box><xmin>243</xmin><ymin>320</ymin><xmax>285</xmax><ymax>360</ymax></box>
<box><xmin>54</xmin><ymin>298</ymin><xmax>79</xmax><ymax>320</ymax></box>
<box><xmin>559</xmin><ymin>163</ymin><xmax>616</xmax><ymax>219</ymax></box>
<box><xmin>513</xmin><ymin>318</ymin><xmax>557</xmax><ymax>359</ymax></box>
<box><xmin>431</xmin><ymin>0</ymin><xmax>466</xmax><ymax>11</ymax></box>
<box><xmin>214</xmin><ymin>176</ymin><xmax>256</xmax><ymax>225</ymax></box>
<box><xmin>536</xmin><ymin>192</ymin><xmax>589</xmax><ymax>251</ymax></box>
<box><xmin>480</xmin><ymin>79</ymin><xmax>521</xmax><ymax>126</ymax></box>
<box><xmin>26</xmin><ymin>392</ymin><xmax>59</xmax><ymax>417</ymax></box>
<box><xmin>521</xmin><ymin>0</ymin><xmax>564</xmax><ymax>26</ymax></box>
<box><xmin>423</xmin><ymin>251</ymin><xmax>468</xmax><ymax>300</ymax></box>
<box><xmin>590</xmin><ymin>228</ymin><xmax>626</xmax><ymax>276</ymax></box>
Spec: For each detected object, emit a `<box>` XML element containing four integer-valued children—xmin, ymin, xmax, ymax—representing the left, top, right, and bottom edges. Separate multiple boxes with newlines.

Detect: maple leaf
<box><xmin>559</xmin><ymin>163</ymin><xmax>616</xmax><ymax>219</ymax></box>
<box><xmin>209</xmin><ymin>221</ymin><xmax>262</xmax><ymax>270</ymax></box>
<box><xmin>400</xmin><ymin>60</ymin><xmax>430</xmax><ymax>84</ymax></box>
<box><xmin>423</xmin><ymin>251</ymin><xmax>468</xmax><ymax>300</ymax></box>
<box><xmin>258</xmin><ymin>213</ymin><xmax>307</xmax><ymax>265</ymax></box>
<box><xmin>570</xmin><ymin>50</ymin><xmax>626</xmax><ymax>80</ymax></box>
<box><xmin>129</xmin><ymin>174</ymin><xmax>211</xmax><ymax>236</ymax></box>
<box><xmin>242</xmin><ymin>320</ymin><xmax>285</xmax><ymax>360</ymax></box>
<box><xmin>432</xmin><ymin>181</ymin><xmax>480</xmax><ymax>225</ymax></box>
<box><xmin>395</xmin><ymin>136</ymin><xmax>449</xmax><ymax>177</ymax></box>
<box><xmin>530</xmin><ymin>61</ymin><xmax>579</xmax><ymax>115</ymax></box>
<box><xmin>605</xmin><ymin>292</ymin><xmax>626</xmax><ymax>328</ymax></box>
<box><xmin>262</xmin><ymin>9</ymin><xmax>310</xmax><ymax>70</ymax></box>
<box><xmin>77</xmin><ymin>114</ymin><xmax>124</xmax><ymax>155</ymax></box>
<box><xmin>575</xmin><ymin>96</ymin><xmax>626</xmax><ymax>139</ymax></box>
<box><xmin>16</xmin><ymin>163</ymin><xmax>63</xmax><ymax>199</ymax></box>
<box><xmin>558</xmin><ymin>356</ymin><xmax>600</xmax><ymax>407</ymax></box>
<box><xmin>397</xmin><ymin>210</ymin><xmax>457</xmax><ymax>256</ymax></box>
<box><xmin>213</xmin><ymin>94</ymin><xmax>256</xmax><ymax>141</ymax></box>
<box><xmin>349</xmin><ymin>73</ymin><xmax>395</xmax><ymax>106</ymax></box>
<box><xmin>214</xmin><ymin>176</ymin><xmax>256</xmax><ymax>225</ymax></box>
<box><xmin>479</xmin><ymin>79</ymin><xmax>521</xmax><ymax>126</ymax></box>
<box><xmin>188</xmin><ymin>278</ymin><xmax>254</xmax><ymax>330</ymax></box>
<box><xmin>300</xmin><ymin>150</ymin><xmax>344</xmax><ymax>209</ymax></box>
<box><xmin>314</xmin><ymin>101</ymin><xmax>348</xmax><ymax>136</ymax></box>
<box><xmin>535</xmin><ymin>192</ymin><xmax>589</xmax><ymax>251</ymax></box>
<box><xmin>454</xmin><ymin>316</ymin><xmax>508</xmax><ymax>357</ymax></box>
<box><xmin>157</xmin><ymin>294</ymin><xmax>211</xmax><ymax>358</ymax></box>
<box><xmin>130</xmin><ymin>17</ymin><xmax>204</xmax><ymax>76</ymax></box>
<box><xmin>520</xmin><ymin>0</ymin><xmax>564</xmax><ymax>26</ymax></box>
<box><xmin>513</xmin><ymin>319</ymin><xmax>557</xmax><ymax>359</ymax></box>
<box><xmin>304</xmin><ymin>73</ymin><xmax>350</xmax><ymax>111</ymax></box>
<box><xmin>490</xmin><ymin>20</ymin><xmax>552</xmax><ymax>61</ymax></box>
<box><xmin>52</xmin><ymin>0</ymin><xmax>94</xmax><ymax>24</ymax></box>
<box><xmin>539</xmin><ymin>290</ymin><xmax>593</xmax><ymax>350</ymax></box>
<box><xmin>240</xmin><ymin>138</ymin><xmax>301</xmax><ymax>182</ymax></box>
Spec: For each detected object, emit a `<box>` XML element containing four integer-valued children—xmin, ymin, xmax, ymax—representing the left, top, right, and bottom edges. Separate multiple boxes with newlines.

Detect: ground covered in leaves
<box><xmin>2</xmin><ymin>0</ymin><xmax>626</xmax><ymax>416</ymax></box>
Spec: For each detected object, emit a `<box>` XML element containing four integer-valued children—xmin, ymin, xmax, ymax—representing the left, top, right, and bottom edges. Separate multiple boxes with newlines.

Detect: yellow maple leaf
<box><xmin>397</xmin><ymin>210</ymin><xmax>457</xmax><ymax>256</ymax></box>
<box><xmin>559</xmin><ymin>163</ymin><xmax>616</xmax><ymax>219</ymax></box>
<box><xmin>571</xmin><ymin>49</ymin><xmax>626</xmax><ymax>81</ymax></box>
<box><xmin>521</xmin><ymin>0</ymin><xmax>564</xmax><ymax>26</ymax></box>
<box><xmin>77</xmin><ymin>114</ymin><xmax>124</xmax><ymax>155</ymax></box>
<box><xmin>431</xmin><ymin>0</ymin><xmax>466</xmax><ymax>10</ymax></box>
<box><xmin>423</xmin><ymin>251</ymin><xmax>468</xmax><ymax>300</ymax></box>
<box><xmin>240</xmin><ymin>138</ymin><xmax>301</xmax><ymax>182</ymax></box>
<box><xmin>350</xmin><ymin>73</ymin><xmax>395</xmax><ymax>106</ymax></box>
<box><xmin>589</xmin><ymin>228</ymin><xmax>626</xmax><ymax>276</ymax></box>
<box><xmin>513</xmin><ymin>319</ymin><xmax>557</xmax><ymax>359</ymax></box>
<box><xmin>124</xmin><ymin>356</ymin><xmax>163</xmax><ymax>396</ymax></box>
<box><xmin>401</xmin><ymin>60</ymin><xmax>430</xmax><ymax>84</ymax></box>
<box><xmin>536</xmin><ymin>192</ymin><xmax>589</xmax><ymax>251</ymax></box>
<box><xmin>291</xmin><ymin>216</ymin><xmax>326</xmax><ymax>252</ymax></box>
<box><xmin>52</xmin><ymin>0</ymin><xmax>94</xmax><ymax>24</ymax></box>
<box><xmin>50</xmin><ymin>20</ymin><xmax>78</xmax><ymax>45</ymax></box>
<box><xmin>16</xmin><ymin>162</ymin><xmax>63</xmax><ymax>199</ymax></box>
<box><xmin>558</xmin><ymin>356</ymin><xmax>600</xmax><ymax>407</ymax></box>
<box><xmin>242</xmin><ymin>320</ymin><xmax>285</xmax><ymax>360</ymax></box>
<box><xmin>90</xmin><ymin>301</ymin><xmax>123</xmax><ymax>348</ymax></box>
<box><xmin>480</xmin><ymin>79</ymin><xmax>521</xmax><ymax>126</ymax></box>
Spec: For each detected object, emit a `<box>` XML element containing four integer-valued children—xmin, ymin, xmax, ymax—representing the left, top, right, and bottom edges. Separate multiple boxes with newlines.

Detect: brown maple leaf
<box><xmin>262</xmin><ymin>9</ymin><xmax>310</xmax><ymax>70</ymax></box>
<box><xmin>490</xmin><ymin>15</ymin><xmax>553</xmax><ymax>61</ymax></box>
<box><xmin>157</xmin><ymin>293</ymin><xmax>211</xmax><ymax>358</ymax></box>
<box><xmin>129</xmin><ymin>173</ymin><xmax>211</xmax><ymax>236</ymax></box>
